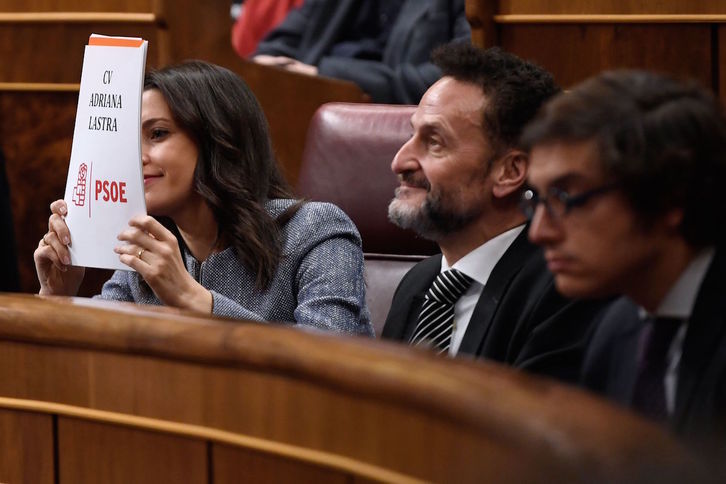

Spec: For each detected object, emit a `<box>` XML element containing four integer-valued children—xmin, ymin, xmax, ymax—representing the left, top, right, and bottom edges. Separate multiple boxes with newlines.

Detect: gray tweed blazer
<box><xmin>97</xmin><ymin>199</ymin><xmax>373</xmax><ymax>336</ymax></box>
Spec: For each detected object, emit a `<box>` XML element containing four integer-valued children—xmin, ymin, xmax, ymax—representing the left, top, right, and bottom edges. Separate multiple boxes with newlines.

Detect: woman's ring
<box><xmin>137</xmin><ymin>248</ymin><xmax>145</xmax><ymax>259</ymax></box>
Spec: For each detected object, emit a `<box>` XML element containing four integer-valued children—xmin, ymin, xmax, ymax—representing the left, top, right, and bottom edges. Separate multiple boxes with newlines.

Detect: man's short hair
<box><xmin>522</xmin><ymin>70</ymin><xmax>726</xmax><ymax>247</ymax></box>
<box><xmin>432</xmin><ymin>43</ymin><xmax>560</xmax><ymax>154</ymax></box>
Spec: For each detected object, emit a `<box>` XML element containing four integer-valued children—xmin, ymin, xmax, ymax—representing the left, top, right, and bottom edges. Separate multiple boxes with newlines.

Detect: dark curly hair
<box><xmin>521</xmin><ymin>69</ymin><xmax>726</xmax><ymax>247</ymax></box>
<box><xmin>144</xmin><ymin>60</ymin><xmax>298</xmax><ymax>288</ymax></box>
<box><xmin>432</xmin><ymin>43</ymin><xmax>560</xmax><ymax>155</ymax></box>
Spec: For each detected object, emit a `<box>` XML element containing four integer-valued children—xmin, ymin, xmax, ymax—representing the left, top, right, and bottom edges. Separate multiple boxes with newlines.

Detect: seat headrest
<box><xmin>297</xmin><ymin>103</ymin><xmax>438</xmax><ymax>256</ymax></box>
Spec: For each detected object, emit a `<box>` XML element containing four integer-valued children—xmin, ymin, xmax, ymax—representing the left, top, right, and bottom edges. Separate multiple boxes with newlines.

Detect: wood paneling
<box><xmin>495</xmin><ymin>14</ymin><xmax>726</xmax><ymax>23</ymax></box>
<box><xmin>58</xmin><ymin>417</ymin><xmax>207</xmax><ymax>483</ymax></box>
<box><xmin>1</xmin><ymin>91</ymin><xmax>74</xmax><ymax>294</ymax></box>
<box><xmin>500</xmin><ymin>24</ymin><xmax>713</xmax><ymax>89</ymax></box>
<box><xmin>465</xmin><ymin>0</ymin><xmax>499</xmax><ymax>48</ymax></box>
<box><xmin>0</xmin><ymin>0</ymin><xmax>155</xmax><ymax>12</ymax></box>
<box><xmin>0</xmin><ymin>91</ymin><xmax>111</xmax><ymax>295</ymax></box>
<box><xmin>0</xmin><ymin>408</ymin><xmax>54</xmax><ymax>483</ymax></box>
<box><xmin>0</xmin><ymin>24</ymin><xmax>161</xmax><ymax>83</ymax></box>
<box><xmin>159</xmin><ymin>0</ymin><xmax>238</xmax><ymax>72</ymax></box>
<box><xmin>497</xmin><ymin>0</ymin><xmax>726</xmax><ymax>15</ymax></box>
<box><xmin>0</xmin><ymin>342</ymin><xmax>533</xmax><ymax>483</ymax></box>
<box><xmin>214</xmin><ymin>445</ymin><xmax>352</xmax><ymax>484</ymax></box>
<box><xmin>0</xmin><ymin>12</ymin><xmax>157</xmax><ymax>22</ymax></box>
<box><xmin>466</xmin><ymin>0</ymin><xmax>724</xmax><ymax>104</ymax></box>
<box><xmin>0</xmin><ymin>342</ymin><xmax>93</xmax><ymax>407</ymax></box>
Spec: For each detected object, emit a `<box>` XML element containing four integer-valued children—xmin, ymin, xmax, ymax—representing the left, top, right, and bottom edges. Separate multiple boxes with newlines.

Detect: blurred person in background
<box><xmin>253</xmin><ymin>0</ymin><xmax>470</xmax><ymax>104</ymax></box>
<box><xmin>231</xmin><ymin>0</ymin><xmax>304</xmax><ymax>59</ymax></box>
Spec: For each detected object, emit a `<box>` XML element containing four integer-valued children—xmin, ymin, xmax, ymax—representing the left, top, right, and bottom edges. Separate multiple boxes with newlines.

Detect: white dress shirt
<box><xmin>641</xmin><ymin>247</ymin><xmax>715</xmax><ymax>414</ymax></box>
<box><xmin>440</xmin><ymin>225</ymin><xmax>525</xmax><ymax>356</ymax></box>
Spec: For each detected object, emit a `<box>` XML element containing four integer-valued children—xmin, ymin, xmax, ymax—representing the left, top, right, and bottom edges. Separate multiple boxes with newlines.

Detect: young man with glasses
<box><xmin>381</xmin><ymin>42</ymin><xmax>608</xmax><ymax>384</ymax></box>
<box><xmin>522</xmin><ymin>70</ymin><xmax>726</xmax><ymax>456</ymax></box>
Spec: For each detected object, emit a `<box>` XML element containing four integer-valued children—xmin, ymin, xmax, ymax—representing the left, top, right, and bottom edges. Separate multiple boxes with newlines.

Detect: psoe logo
<box><xmin>72</xmin><ymin>163</ymin><xmax>88</xmax><ymax>207</ymax></box>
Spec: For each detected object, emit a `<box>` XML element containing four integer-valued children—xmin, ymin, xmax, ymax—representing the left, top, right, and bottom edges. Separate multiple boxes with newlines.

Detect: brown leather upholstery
<box><xmin>297</xmin><ymin>103</ymin><xmax>440</xmax><ymax>333</ymax></box>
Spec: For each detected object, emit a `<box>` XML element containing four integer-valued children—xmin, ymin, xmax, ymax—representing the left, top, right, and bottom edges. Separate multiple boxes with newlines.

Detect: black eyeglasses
<box><xmin>520</xmin><ymin>183</ymin><xmax>618</xmax><ymax>220</ymax></box>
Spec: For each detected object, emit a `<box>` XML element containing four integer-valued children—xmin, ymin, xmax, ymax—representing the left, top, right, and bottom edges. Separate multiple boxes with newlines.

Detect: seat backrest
<box><xmin>297</xmin><ymin>103</ymin><xmax>440</xmax><ymax>331</ymax></box>
<box><xmin>364</xmin><ymin>253</ymin><xmax>424</xmax><ymax>336</ymax></box>
<box><xmin>296</xmin><ymin>102</ymin><xmax>439</xmax><ymax>256</ymax></box>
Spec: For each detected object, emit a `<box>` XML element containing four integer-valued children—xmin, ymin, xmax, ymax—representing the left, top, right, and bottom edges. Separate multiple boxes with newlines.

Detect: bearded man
<box><xmin>382</xmin><ymin>43</ymin><xmax>608</xmax><ymax>384</ymax></box>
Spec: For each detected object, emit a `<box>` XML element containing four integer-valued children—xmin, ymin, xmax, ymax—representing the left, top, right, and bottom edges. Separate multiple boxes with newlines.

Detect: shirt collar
<box><xmin>649</xmin><ymin>247</ymin><xmax>715</xmax><ymax>319</ymax></box>
<box><xmin>441</xmin><ymin>225</ymin><xmax>525</xmax><ymax>286</ymax></box>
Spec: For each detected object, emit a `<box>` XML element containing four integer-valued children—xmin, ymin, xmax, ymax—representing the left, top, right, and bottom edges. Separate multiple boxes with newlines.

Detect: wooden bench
<box><xmin>0</xmin><ymin>293</ymin><xmax>707</xmax><ymax>483</ymax></box>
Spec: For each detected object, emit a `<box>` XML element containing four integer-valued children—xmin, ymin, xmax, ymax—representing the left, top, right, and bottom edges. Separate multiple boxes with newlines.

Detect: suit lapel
<box><xmin>382</xmin><ymin>255</ymin><xmax>441</xmax><ymax>341</ymax></box>
<box><xmin>458</xmin><ymin>229</ymin><xmax>536</xmax><ymax>356</ymax></box>
<box><xmin>607</xmin><ymin>308</ymin><xmax>644</xmax><ymax>405</ymax></box>
<box><xmin>673</xmin><ymin>249</ymin><xmax>726</xmax><ymax>427</ymax></box>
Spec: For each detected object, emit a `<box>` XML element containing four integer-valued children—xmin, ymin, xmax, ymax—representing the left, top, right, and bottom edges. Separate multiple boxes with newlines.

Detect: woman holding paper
<box><xmin>34</xmin><ymin>60</ymin><xmax>373</xmax><ymax>336</ymax></box>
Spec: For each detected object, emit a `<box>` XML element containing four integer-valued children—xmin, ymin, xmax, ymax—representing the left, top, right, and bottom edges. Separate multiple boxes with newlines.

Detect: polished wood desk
<box><xmin>0</xmin><ymin>293</ymin><xmax>707</xmax><ymax>483</ymax></box>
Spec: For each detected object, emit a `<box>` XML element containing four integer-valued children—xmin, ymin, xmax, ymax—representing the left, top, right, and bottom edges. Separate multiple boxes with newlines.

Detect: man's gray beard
<box><xmin>387</xmin><ymin>189</ymin><xmax>479</xmax><ymax>241</ymax></box>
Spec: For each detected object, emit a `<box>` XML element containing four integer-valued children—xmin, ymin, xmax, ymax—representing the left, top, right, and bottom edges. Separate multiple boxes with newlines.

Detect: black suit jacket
<box><xmin>582</xmin><ymin>248</ymin><xmax>726</xmax><ymax>456</ymax></box>
<box><xmin>382</xmin><ymin>229</ymin><xmax>608</xmax><ymax>384</ymax></box>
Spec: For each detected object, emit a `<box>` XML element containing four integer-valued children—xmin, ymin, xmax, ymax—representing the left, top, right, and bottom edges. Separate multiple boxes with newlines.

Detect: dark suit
<box><xmin>582</xmin><ymin>250</ymin><xmax>726</xmax><ymax>456</ymax></box>
<box><xmin>582</xmin><ymin>248</ymin><xmax>726</xmax><ymax>456</ymax></box>
<box><xmin>382</xmin><ymin>229</ymin><xmax>608</xmax><ymax>384</ymax></box>
<box><xmin>254</xmin><ymin>0</ymin><xmax>471</xmax><ymax>104</ymax></box>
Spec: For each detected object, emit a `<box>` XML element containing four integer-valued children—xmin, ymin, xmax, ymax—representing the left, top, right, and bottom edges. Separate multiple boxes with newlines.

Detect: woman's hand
<box><xmin>115</xmin><ymin>215</ymin><xmax>213</xmax><ymax>313</ymax></box>
<box><xmin>34</xmin><ymin>200</ymin><xmax>85</xmax><ymax>295</ymax></box>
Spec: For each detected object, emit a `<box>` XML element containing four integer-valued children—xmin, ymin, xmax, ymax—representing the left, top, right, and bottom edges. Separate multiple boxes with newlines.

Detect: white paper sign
<box><xmin>64</xmin><ymin>34</ymin><xmax>148</xmax><ymax>271</ymax></box>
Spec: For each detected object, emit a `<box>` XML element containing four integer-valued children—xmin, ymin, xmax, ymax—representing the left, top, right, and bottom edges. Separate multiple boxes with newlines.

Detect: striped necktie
<box><xmin>409</xmin><ymin>269</ymin><xmax>474</xmax><ymax>355</ymax></box>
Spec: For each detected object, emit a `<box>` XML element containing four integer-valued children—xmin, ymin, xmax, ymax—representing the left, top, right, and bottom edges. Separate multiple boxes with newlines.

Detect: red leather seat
<box><xmin>297</xmin><ymin>103</ymin><xmax>439</xmax><ymax>334</ymax></box>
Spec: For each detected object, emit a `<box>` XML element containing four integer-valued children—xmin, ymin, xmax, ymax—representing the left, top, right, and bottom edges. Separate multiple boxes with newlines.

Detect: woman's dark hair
<box><xmin>144</xmin><ymin>60</ymin><xmax>298</xmax><ymax>288</ymax></box>
<box><xmin>522</xmin><ymin>70</ymin><xmax>726</xmax><ymax>247</ymax></box>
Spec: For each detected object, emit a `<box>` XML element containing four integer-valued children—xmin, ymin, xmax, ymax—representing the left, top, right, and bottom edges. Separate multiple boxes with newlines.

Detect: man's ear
<box><xmin>663</xmin><ymin>207</ymin><xmax>684</xmax><ymax>234</ymax></box>
<box><xmin>492</xmin><ymin>150</ymin><xmax>528</xmax><ymax>199</ymax></box>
